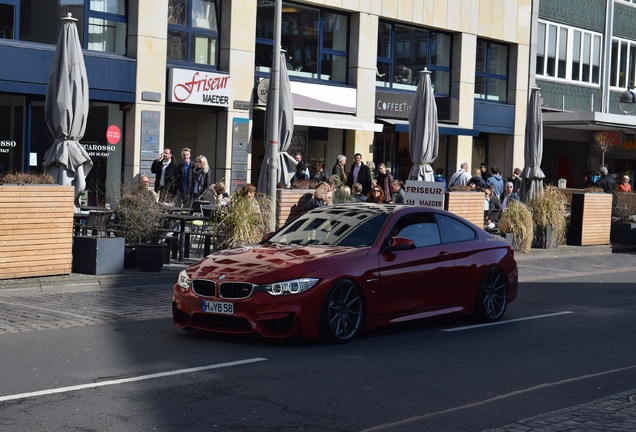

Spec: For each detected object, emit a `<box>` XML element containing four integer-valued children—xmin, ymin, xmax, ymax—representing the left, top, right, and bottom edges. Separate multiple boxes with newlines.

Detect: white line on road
<box><xmin>0</xmin><ymin>357</ymin><xmax>268</xmax><ymax>403</ymax></box>
<box><xmin>442</xmin><ymin>311</ymin><xmax>574</xmax><ymax>332</ymax></box>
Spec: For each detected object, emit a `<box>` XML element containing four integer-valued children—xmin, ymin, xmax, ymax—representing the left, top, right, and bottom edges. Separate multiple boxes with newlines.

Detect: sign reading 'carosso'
<box><xmin>168</xmin><ymin>68</ymin><xmax>231</xmax><ymax>107</ymax></box>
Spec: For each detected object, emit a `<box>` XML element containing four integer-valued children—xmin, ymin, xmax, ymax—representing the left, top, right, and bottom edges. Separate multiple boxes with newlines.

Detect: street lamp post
<box><xmin>620</xmin><ymin>87</ymin><xmax>636</xmax><ymax>115</ymax></box>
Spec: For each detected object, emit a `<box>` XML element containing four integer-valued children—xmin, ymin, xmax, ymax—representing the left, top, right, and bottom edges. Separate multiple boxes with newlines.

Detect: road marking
<box><xmin>442</xmin><ymin>311</ymin><xmax>574</xmax><ymax>332</ymax></box>
<box><xmin>361</xmin><ymin>363</ymin><xmax>636</xmax><ymax>431</ymax></box>
<box><xmin>0</xmin><ymin>358</ymin><xmax>267</xmax><ymax>403</ymax></box>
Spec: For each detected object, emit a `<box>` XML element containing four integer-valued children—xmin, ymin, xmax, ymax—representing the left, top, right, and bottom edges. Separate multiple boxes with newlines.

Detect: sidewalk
<box><xmin>0</xmin><ymin>244</ymin><xmax>619</xmax><ymax>296</ymax></box>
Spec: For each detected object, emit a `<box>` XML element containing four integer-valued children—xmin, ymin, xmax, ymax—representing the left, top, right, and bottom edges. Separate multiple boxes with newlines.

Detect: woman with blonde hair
<box><xmin>191</xmin><ymin>155</ymin><xmax>212</xmax><ymax>200</ymax></box>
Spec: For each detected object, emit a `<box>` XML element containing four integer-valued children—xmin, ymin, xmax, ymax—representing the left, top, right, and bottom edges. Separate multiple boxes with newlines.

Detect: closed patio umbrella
<box><xmin>519</xmin><ymin>87</ymin><xmax>545</xmax><ymax>202</ymax></box>
<box><xmin>43</xmin><ymin>13</ymin><xmax>93</xmax><ymax>212</ymax></box>
<box><xmin>257</xmin><ymin>51</ymin><xmax>295</xmax><ymax>193</ymax></box>
<box><xmin>408</xmin><ymin>69</ymin><xmax>438</xmax><ymax>182</ymax></box>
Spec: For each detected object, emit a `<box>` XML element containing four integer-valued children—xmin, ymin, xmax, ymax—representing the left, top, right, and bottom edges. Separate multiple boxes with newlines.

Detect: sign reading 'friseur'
<box><xmin>168</xmin><ymin>68</ymin><xmax>231</xmax><ymax>107</ymax></box>
<box><xmin>404</xmin><ymin>181</ymin><xmax>445</xmax><ymax>209</ymax></box>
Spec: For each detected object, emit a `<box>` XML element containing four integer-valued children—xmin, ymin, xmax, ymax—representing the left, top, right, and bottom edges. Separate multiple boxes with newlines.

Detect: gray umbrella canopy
<box><xmin>519</xmin><ymin>87</ymin><xmax>545</xmax><ymax>202</ymax></box>
<box><xmin>408</xmin><ymin>70</ymin><xmax>438</xmax><ymax>182</ymax></box>
<box><xmin>43</xmin><ymin>13</ymin><xmax>93</xmax><ymax>211</ymax></box>
<box><xmin>257</xmin><ymin>52</ymin><xmax>295</xmax><ymax>193</ymax></box>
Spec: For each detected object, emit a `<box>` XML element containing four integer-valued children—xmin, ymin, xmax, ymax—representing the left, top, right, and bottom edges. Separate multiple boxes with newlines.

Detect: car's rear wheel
<box><xmin>320</xmin><ymin>280</ymin><xmax>364</xmax><ymax>343</ymax></box>
<box><xmin>474</xmin><ymin>268</ymin><xmax>508</xmax><ymax>322</ymax></box>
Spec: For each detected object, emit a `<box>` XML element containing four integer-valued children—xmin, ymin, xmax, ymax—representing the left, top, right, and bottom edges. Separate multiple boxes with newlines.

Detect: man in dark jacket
<box><xmin>347</xmin><ymin>153</ymin><xmax>372</xmax><ymax>195</ymax></box>
<box><xmin>176</xmin><ymin>147</ymin><xmax>195</xmax><ymax>208</ymax></box>
<box><xmin>151</xmin><ymin>147</ymin><xmax>179</xmax><ymax>204</ymax></box>
<box><xmin>597</xmin><ymin>166</ymin><xmax>616</xmax><ymax>193</ymax></box>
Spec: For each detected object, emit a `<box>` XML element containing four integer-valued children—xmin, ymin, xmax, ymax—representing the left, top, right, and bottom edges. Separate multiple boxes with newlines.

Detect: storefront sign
<box><xmin>168</xmin><ymin>68</ymin><xmax>231</xmax><ymax>107</ymax></box>
<box><xmin>106</xmin><ymin>125</ymin><xmax>121</xmax><ymax>144</ymax></box>
<box><xmin>375</xmin><ymin>90</ymin><xmax>453</xmax><ymax>121</ymax></box>
<box><xmin>0</xmin><ymin>140</ymin><xmax>17</xmax><ymax>154</ymax></box>
<box><xmin>404</xmin><ymin>180</ymin><xmax>445</xmax><ymax>209</ymax></box>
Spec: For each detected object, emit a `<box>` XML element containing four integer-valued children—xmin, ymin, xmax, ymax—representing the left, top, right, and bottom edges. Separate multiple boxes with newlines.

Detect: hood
<box><xmin>187</xmin><ymin>243</ymin><xmax>362</xmax><ymax>282</ymax></box>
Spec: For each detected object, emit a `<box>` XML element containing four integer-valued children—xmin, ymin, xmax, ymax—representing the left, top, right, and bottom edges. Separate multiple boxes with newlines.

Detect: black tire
<box><xmin>320</xmin><ymin>280</ymin><xmax>364</xmax><ymax>343</ymax></box>
<box><xmin>474</xmin><ymin>268</ymin><xmax>508</xmax><ymax>322</ymax></box>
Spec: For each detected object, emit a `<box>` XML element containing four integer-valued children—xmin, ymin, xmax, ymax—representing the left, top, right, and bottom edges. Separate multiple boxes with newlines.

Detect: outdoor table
<box><xmin>163</xmin><ymin>213</ymin><xmax>206</xmax><ymax>262</ymax></box>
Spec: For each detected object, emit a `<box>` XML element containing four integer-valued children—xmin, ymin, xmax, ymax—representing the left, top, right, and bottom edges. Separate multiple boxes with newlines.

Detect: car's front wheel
<box><xmin>320</xmin><ymin>280</ymin><xmax>364</xmax><ymax>343</ymax></box>
<box><xmin>474</xmin><ymin>268</ymin><xmax>508</xmax><ymax>322</ymax></box>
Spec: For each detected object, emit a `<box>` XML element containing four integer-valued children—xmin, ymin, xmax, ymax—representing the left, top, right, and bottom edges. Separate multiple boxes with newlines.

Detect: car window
<box><xmin>390</xmin><ymin>213</ymin><xmax>441</xmax><ymax>247</ymax></box>
<box><xmin>436</xmin><ymin>214</ymin><xmax>476</xmax><ymax>243</ymax></box>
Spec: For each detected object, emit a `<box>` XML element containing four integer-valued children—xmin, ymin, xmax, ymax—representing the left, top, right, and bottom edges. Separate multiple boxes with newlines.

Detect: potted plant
<box><xmin>112</xmin><ymin>187</ymin><xmax>166</xmax><ymax>272</ymax></box>
<box><xmin>610</xmin><ymin>191</ymin><xmax>636</xmax><ymax>245</ymax></box>
<box><xmin>215</xmin><ymin>192</ymin><xmax>272</xmax><ymax>249</ymax></box>
<box><xmin>527</xmin><ymin>185</ymin><xmax>567</xmax><ymax>249</ymax></box>
<box><xmin>498</xmin><ymin>199</ymin><xmax>534</xmax><ymax>253</ymax></box>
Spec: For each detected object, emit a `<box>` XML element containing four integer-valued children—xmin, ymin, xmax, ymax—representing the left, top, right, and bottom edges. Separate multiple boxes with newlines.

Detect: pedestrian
<box><xmin>352</xmin><ymin>183</ymin><xmax>367</xmax><ymax>202</ymax></box>
<box><xmin>367</xmin><ymin>185</ymin><xmax>385</xmax><ymax>203</ymax></box>
<box><xmin>151</xmin><ymin>147</ymin><xmax>179</xmax><ymax>204</ymax></box>
<box><xmin>191</xmin><ymin>155</ymin><xmax>213</xmax><ymax>201</ymax></box>
<box><xmin>448</xmin><ymin>162</ymin><xmax>471</xmax><ymax>188</ymax></box>
<box><xmin>500</xmin><ymin>181</ymin><xmax>520</xmax><ymax>209</ymax></box>
<box><xmin>311</xmin><ymin>160</ymin><xmax>328</xmax><ymax>184</ymax></box>
<box><xmin>469</xmin><ymin>168</ymin><xmax>486</xmax><ymax>190</ymax></box>
<box><xmin>597</xmin><ymin>167</ymin><xmax>616</xmax><ymax>193</ymax></box>
<box><xmin>618</xmin><ymin>175</ymin><xmax>631</xmax><ymax>193</ymax></box>
<box><xmin>347</xmin><ymin>153</ymin><xmax>373</xmax><ymax>195</ymax></box>
<box><xmin>509</xmin><ymin>168</ymin><xmax>522</xmax><ymax>194</ymax></box>
<box><xmin>486</xmin><ymin>166</ymin><xmax>505</xmax><ymax>196</ymax></box>
<box><xmin>292</xmin><ymin>152</ymin><xmax>309</xmax><ymax>185</ymax></box>
<box><xmin>376</xmin><ymin>163</ymin><xmax>393</xmax><ymax>202</ymax></box>
<box><xmin>434</xmin><ymin>167</ymin><xmax>447</xmax><ymax>191</ymax></box>
<box><xmin>332</xmin><ymin>155</ymin><xmax>347</xmax><ymax>184</ymax></box>
<box><xmin>480</xmin><ymin>162</ymin><xmax>491</xmax><ymax>183</ymax></box>
<box><xmin>176</xmin><ymin>147</ymin><xmax>195</xmax><ymax>208</ymax></box>
<box><xmin>390</xmin><ymin>179</ymin><xmax>406</xmax><ymax>204</ymax></box>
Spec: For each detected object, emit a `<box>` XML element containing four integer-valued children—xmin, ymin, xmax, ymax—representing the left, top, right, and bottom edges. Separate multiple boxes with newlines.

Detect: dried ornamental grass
<box><xmin>499</xmin><ymin>199</ymin><xmax>533</xmax><ymax>253</ymax></box>
<box><xmin>216</xmin><ymin>193</ymin><xmax>272</xmax><ymax>248</ymax></box>
<box><xmin>527</xmin><ymin>185</ymin><xmax>567</xmax><ymax>246</ymax></box>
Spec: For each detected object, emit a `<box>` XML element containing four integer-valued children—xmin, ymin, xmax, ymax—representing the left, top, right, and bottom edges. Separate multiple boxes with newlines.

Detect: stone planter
<box><xmin>72</xmin><ymin>236</ymin><xmax>125</xmax><ymax>275</ymax></box>
<box><xmin>567</xmin><ymin>192</ymin><xmax>612</xmax><ymax>246</ymax></box>
<box><xmin>0</xmin><ymin>185</ymin><xmax>74</xmax><ymax>279</ymax></box>
<box><xmin>444</xmin><ymin>191</ymin><xmax>484</xmax><ymax>227</ymax></box>
<box><xmin>135</xmin><ymin>243</ymin><xmax>165</xmax><ymax>272</ymax></box>
<box><xmin>532</xmin><ymin>226</ymin><xmax>558</xmax><ymax>249</ymax></box>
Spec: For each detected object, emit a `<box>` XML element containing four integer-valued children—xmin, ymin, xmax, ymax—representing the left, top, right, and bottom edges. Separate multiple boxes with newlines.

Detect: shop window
<box><xmin>610</xmin><ymin>37</ymin><xmax>636</xmax><ymax>89</ymax></box>
<box><xmin>255</xmin><ymin>1</ymin><xmax>349</xmax><ymax>84</ymax></box>
<box><xmin>10</xmin><ymin>0</ymin><xmax>126</xmax><ymax>54</ymax></box>
<box><xmin>0</xmin><ymin>94</ymin><xmax>25</xmax><ymax>174</ymax></box>
<box><xmin>376</xmin><ymin>21</ymin><xmax>451</xmax><ymax>95</ymax></box>
<box><xmin>167</xmin><ymin>0</ymin><xmax>219</xmax><ymax>67</ymax></box>
<box><xmin>475</xmin><ymin>39</ymin><xmax>508</xmax><ymax>103</ymax></box>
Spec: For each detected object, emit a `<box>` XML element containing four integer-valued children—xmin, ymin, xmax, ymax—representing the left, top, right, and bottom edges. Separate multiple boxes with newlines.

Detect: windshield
<box><xmin>268</xmin><ymin>206</ymin><xmax>390</xmax><ymax>247</ymax></box>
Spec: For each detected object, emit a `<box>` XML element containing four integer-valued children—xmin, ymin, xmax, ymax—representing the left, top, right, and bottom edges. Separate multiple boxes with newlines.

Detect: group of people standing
<box><xmin>150</xmin><ymin>147</ymin><xmax>227</xmax><ymax>207</ymax></box>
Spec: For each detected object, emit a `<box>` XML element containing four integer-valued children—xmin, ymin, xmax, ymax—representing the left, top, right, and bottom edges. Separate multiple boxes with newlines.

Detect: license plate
<box><xmin>202</xmin><ymin>300</ymin><xmax>234</xmax><ymax>315</ymax></box>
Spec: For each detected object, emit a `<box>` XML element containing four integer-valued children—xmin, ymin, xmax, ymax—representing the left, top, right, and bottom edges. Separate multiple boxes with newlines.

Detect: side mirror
<box><xmin>385</xmin><ymin>236</ymin><xmax>416</xmax><ymax>252</ymax></box>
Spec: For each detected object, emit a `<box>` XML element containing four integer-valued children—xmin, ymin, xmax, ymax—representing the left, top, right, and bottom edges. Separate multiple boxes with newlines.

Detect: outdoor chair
<box><xmin>77</xmin><ymin>210</ymin><xmax>114</xmax><ymax>237</ymax></box>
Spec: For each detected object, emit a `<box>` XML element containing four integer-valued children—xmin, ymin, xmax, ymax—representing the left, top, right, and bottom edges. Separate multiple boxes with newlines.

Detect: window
<box><xmin>610</xmin><ymin>37</ymin><xmax>636</xmax><ymax>89</ymax></box>
<box><xmin>390</xmin><ymin>213</ymin><xmax>441</xmax><ymax>247</ymax></box>
<box><xmin>0</xmin><ymin>1</ymin><xmax>16</xmax><ymax>40</ymax></box>
<box><xmin>475</xmin><ymin>39</ymin><xmax>508</xmax><ymax>102</ymax></box>
<box><xmin>11</xmin><ymin>0</ymin><xmax>127</xmax><ymax>54</ymax></box>
<box><xmin>536</xmin><ymin>20</ymin><xmax>601</xmax><ymax>85</ymax></box>
<box><xmin>167</xmin><ymin>0</ymin><xmax>219</xmax><ymax>66</ymax></box>
<box><xmin>436</xmin><ymin>214</ymin><xmax>476</xmax><ymax>244</ymax></box>
<box><xmin>376</xmin><ymin>21</ymin><xmax>451</xmax><ymax>95</ymax></box>
<box><xmin>255</xmin><ymin>1</ymin><xmax>348</xmax><ymax>84</ymax></box>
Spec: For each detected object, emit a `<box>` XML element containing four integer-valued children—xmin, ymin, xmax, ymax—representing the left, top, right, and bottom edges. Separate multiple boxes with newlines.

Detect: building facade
<box><xmin>536</xmin><ymin>0</ymin><xmax>636</xmax><ymax>188</ymax></box>
<box><xmin>0</xmin><ymin>0</ymin><xmax>532</xmax><ymax>206</ymax></box>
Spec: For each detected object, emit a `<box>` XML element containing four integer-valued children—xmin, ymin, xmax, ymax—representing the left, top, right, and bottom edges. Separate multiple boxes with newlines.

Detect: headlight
<box><xmin>259</xmin><ymin>278</ymin><xmax>319</xmax><ymax>296</ymax></box>
<box><xmin>177</xmin><ymin>270</ymin><xmax>192</xmax><ymax>289</ymax></box>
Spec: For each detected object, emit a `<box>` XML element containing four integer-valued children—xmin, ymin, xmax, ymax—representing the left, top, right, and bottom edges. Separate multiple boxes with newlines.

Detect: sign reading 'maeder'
<box><xmin>168</xmin><ymin>68</ymin><xmax>231</xmax><ymax>107</ymax></box>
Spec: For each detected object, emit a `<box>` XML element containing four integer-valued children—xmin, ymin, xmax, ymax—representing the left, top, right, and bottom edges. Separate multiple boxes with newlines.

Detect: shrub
<box><xmin>0</xmin><ymin>171</ymin><xmax>56</xmax><ymax>184</ymax></box>
<box><xmin>499</xmin><ymin>199</ymin><xmax>534</xmax><ymax>253</ymax></box>
<box><xmin>112</xmin><ymin>185</ymin><xmax>165</xmax><ymax>244</ymax></box>
<box><xmin>215</xmin><ymin>193</ymin><xmax>273</xmax><ymax>248</ymax></box>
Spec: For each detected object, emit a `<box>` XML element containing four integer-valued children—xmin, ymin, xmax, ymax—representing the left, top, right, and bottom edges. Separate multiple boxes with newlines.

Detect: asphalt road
<box><xmin>1</xmin><ymin>249</ymin><xmax>636</xmax><ymax>431</ymax></box>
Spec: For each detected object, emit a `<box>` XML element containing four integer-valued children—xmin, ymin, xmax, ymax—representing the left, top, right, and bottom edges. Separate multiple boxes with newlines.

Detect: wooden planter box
<box><xmin>276</xmin><ymin>189</ymin><xmax>313</xmax><ymax>229</ymax></box>
<box><xmin>0</xmin><ymin>185</ymin><xmax>74</xmax><ymax>279</ymax></box>
<box><xmin>444</xmin><ymin>191</ymin><xmax>484</xmax><ymax>227</ymax></box>
<box><xmin>567</xmin><ymin>192</ymin><xmax>612</xmax><ymax>246</ymax></box>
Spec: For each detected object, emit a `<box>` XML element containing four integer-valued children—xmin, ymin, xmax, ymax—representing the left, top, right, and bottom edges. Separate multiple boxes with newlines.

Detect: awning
<box><xmin>543</xmin><ymin>111</ymin><xmax>636</xmax><ymax>132</ymax></box>
<box><xmin>378</xmin><ymin>118</ymin><xmax>480</xmax><ymax>136</ymax></box>
<box><xmin>295</xmin><ymin>111</ymin><xmax>384</xmax><ymax>132</ymax></box>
